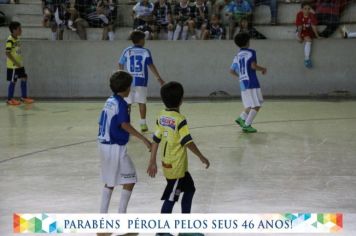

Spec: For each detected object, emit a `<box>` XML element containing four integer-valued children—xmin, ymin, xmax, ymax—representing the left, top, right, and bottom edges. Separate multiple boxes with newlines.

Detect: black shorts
<box><xmin>7</xmin><ymin>67</ymin><xmax>27</xmax><ymax>82</ymax></box>
<box><xmin>161</xmin><ymin>172</ymin><xmax>196</xmax><ymax>202</ymax></box>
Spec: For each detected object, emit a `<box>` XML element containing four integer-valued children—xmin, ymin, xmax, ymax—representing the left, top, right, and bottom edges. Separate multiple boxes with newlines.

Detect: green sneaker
<box><xmin>235</xmin><ymin>117</ymin><xmax>245</xmax><ymax>127</ymax></box>
<box><xmin>242</xmin><ymin>125</ymin><xmax>257</xmax><ymax>133</ymax></box>
<box><xmin>140</xmin><ymin>124</ymin><xmax>148</xmax><ymax>132</ymax></box>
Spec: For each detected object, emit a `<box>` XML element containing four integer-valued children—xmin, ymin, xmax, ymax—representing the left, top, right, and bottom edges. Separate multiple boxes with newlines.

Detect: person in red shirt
<box><xmin>296</xmin><ymin>2</ymin><xmax>320</xmax><ymax>68</ymax></box>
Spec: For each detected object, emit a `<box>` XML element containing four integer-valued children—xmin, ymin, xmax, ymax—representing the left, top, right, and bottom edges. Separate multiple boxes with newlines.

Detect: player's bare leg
<box><xmin>139</xmin><ymin>103</ymin><xmax>148</xmax><ymax>132</ymax></box>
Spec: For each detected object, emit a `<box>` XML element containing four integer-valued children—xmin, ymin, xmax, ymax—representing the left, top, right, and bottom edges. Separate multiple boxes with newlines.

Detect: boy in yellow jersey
<box><xmin>147</xmin><ymin>81</ymin><xmax>210</xmax><ymax>224</ymax></box>
<box><xmin>5</xmin><ymin>22</ymin><xmax>34</xmax><ymax>106</ymax></box>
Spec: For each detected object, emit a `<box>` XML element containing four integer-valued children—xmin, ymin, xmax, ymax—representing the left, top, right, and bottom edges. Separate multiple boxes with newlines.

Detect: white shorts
<box><xmin>98</xmin><ymin>143</ymin><xmax>137</xmax><ymax>187</ymax></box>
<box><xmin>125</xmin><ymin>86</ymin><xmax>148</xmax><ymax>104</ymax></box>
<box><xmin>241</xmin><ymin>88</ymin><xmax>264</xmax><ymax>108</ymax></box>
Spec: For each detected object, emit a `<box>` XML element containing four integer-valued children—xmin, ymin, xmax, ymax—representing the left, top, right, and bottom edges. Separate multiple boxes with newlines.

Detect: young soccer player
<box><xmin>230</xmin><ymin>33</ymin><xmax>267</xmax><ymax>133</ymax></box>
<box><xmin>97</xmin><ymin>71</ymin><xmax>151</xmax><ymax>217</ymax></box>
<box><xmin>119</xmin><ymin>30</ymin><xmax>165</xmax><ymax>132</ymax></box>
<box><xmin>295</xmin><ymin>2</ymin><xmax>320</xmax><ymax>68</ymax></box>
<box><xmin>147</xmin><ymin>81</ymin><xmax>210</xmax><ymax>218</ymax></box>
<box><xmin>5</xmin><ymin>22</ymin><xmax>34</xmax><ymax>106</ymax></box>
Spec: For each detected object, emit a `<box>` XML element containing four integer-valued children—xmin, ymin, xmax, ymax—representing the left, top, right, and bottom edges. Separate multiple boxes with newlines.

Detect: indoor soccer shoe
<box><xmin>20</xmin><ymin>97</ymin><xmax>34</xmax><ymax>104</ymax></box>
<box><xmin>235</xmin><ymin>117</ymin><xmax>245</xmax><ymax>127</ymax></box>
<box><xmin>6</xmin><ymin>99</ymin><xmax>21</xmax><ymax>106</ymax></box>
<box><xmin>304</xmin><ymin>59</ymin><xmax>312</xmax><ymax>69</ymax></box>
<box><xmin>140</xmin><ymin>124</ymin><xmax>148</xmax><ymax>132</ymax></box>
<box><xmin>242</xmin><ymin>125</ymin><xmax>257</xmax><ymax>133</ymax></box>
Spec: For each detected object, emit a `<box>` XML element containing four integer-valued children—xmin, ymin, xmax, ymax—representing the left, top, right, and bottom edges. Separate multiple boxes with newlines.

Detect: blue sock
<box><xmin>21</xmin><ymin>80</ymin><xmax>27</xmax><ymax>98</ymax></box>
<box><xmin>181</xmin><ymin>191</ymin><xmax>195</xmax><ymax>213</ymax></box>
<box><xmin>161</xmin><ymin>200</ymin><xmax>175</xmax><ymax>213</ymax></box>
<box><xmin>8</xmin><ymin>82</ymin><xmax>16</xmax><ymax>100</ymax></box>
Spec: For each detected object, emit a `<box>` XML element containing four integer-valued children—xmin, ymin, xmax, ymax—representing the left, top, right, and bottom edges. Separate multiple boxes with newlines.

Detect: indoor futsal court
<box><xmin>1</xmin><ymin>100</ymin><xmax>355</xmax><ymax>235</ymax></box>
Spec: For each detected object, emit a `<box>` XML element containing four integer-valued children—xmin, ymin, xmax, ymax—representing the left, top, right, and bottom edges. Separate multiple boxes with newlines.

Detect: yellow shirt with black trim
<box><xmin>153</xmin><ymin>109</ymin><xmax>193</xmax><ymax>179</ymax></box>
<box><xmin>6</xmin><ymin>35</ymin><xmax>23</xmax><ymax>69</ymax></box>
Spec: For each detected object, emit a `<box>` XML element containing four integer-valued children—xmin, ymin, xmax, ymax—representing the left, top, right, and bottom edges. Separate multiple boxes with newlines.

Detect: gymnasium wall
<box><xmin>1</xmin><ymin>40</ymin><xmax>355</xmax><ymax>98</ymax></box>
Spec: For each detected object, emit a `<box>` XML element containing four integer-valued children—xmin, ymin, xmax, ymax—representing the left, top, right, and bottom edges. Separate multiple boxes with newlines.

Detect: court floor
<box><xmin>0</xmin><ymin>100</ymin><xmax>356</xmax><ymax>236</ymax></box>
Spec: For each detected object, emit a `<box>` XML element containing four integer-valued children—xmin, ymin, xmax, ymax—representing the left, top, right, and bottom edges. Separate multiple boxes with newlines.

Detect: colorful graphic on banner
<box><xmin>13</xmin><ymin>214</ymin><xmax>62</xmax><ymax>233</ymax></box>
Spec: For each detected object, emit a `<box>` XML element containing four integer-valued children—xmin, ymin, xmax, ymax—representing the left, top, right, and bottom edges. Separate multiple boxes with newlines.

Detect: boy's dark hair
<box><xmin>110</xmin><ymin>71</ymin><xmax>132</xmax><ymax>93</ymax></box>
<box><xmin>9</xmin><ymin>21</ymin><xmax>21</xmax><ymax>33</ymax></box>
<box><xmin>234</xmin><ymin>33</ymin><xmax>250</xmax><ymax>48</ymax></box>
<box><xmin>301</xmin><ymin>1</ymin><xmax>312</xmax><ymax>8</ymax></box>
<box><xmin>130</xmin><ymin>30</ymin><xmax>146</xmax><ymax>44</ymax></box>
<box><xmin>160</xmin><ymin>81</ymin><xmax>184</xmax><ymax>109</ymax></box>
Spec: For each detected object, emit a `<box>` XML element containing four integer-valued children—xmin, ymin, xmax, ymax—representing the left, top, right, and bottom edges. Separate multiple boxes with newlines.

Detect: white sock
<box><xmin>182</xmin><ymin>26</ymin><xmax>188</xmax><ymax>40</ymax></box>
<box><xmin>140</xmin><ymin>119</ymin><xmax>146</xmax><ymax>125</ymax></box>
<box><xmin>245</xmin><ymin>109</ymin><xmax>258</xmax><ymax>126</ymax></box>
<box><xmin>348</xmin><ymin>32</ymin><xmax>356</xmax><ymax>38</ymax></box>
<box><xmin>167</xmin><ymin>30</ymin><xmax>173</xmax><ymax>40</ymax></box>
<box><xmin>118</xmin><ymin>189</ymin><xmax>132</xmax><ymax>213</ymax></box>
<box><xmin>100</xmin><ymin>187</ymin><xmax>113</xmax><ymax>213</ymax></box>
<box><xmin>304</xmin><ymin>42</ymin><xmax>311</xmax><ymax>60</ymax></box>
<box><xmin>240</xmin><ymin>111</ymin><xmax>248</xmax><ymax>120</ymax></box>
<box><xmin>144</xmin><ymin>31</ymin><xmax>150</xmax><ymax>39</ymax></box>
<box><xmin>173</xmin><ymin>25</ymin><xmax>181</xmax><ymax>40</ymax></box>
<box><xmin>108</xmin><ymin>31</ymin><xmax>115</xmax><ymax>41</ymax></box>
<box><xmin>51</xmin><ymin>32</ymin><xmax>57</xmax><ymax>41</ymax></box>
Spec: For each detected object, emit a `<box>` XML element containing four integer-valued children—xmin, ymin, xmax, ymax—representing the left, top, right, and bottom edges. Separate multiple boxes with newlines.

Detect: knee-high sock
<box><xmin>245</xmin><ymin>109</ymin><xmax>258</xmax><ymax>126</ymax></box>
<box><xmin>161</xmin><ymin>200</ymin><xmax>175</xmax><ymax>213</ymax></box>
<box><xmin>51</xmin><ymin>32</ymin><xmax>57</xmax><ymax>41</ymax></box>
<box><xmin>21</xmin><ymin>80</ymin><xmax>27</xmax><ymax>98</ymax></box>
<box><xmin>8</xmin><ymin>82</ymin><xmax>15</xmax><ymax>100</ymax></box>
<box><xmin>167</xmin><ymin>30</ymin><xmax>174</xmax><ymax>40</ymax></box>
<box><xmin>304</xmin><ymin>42</ymin><xmax>312</xmax><ymax>60</ymax></box>
<box><xmin>182</xmin><ymin>26</ymin><xmax>188</xmax><ymax>40</ymax></box>
<box><xmin>108</xmin><ymin>31</ymin><xmax>115</xmax><ymax>41</ymax></box>
<box><xmin>240</xmin><ymin>111</ymin><xmax>248</xmax><ymax>120</ymax></box>
<box><xmin>100</xmin><ymin>187</ymin><xmax>113</xmax><ymax>213</ymax></box>
<box><xmin>118</xmin><ymin>189</ymin><xmax>132</xmax><ymax>213</ymax></box>
<box><xmin>181</xmin><ymin>191</ymin><xmax>195</xmax><ymax>213</ymax></box>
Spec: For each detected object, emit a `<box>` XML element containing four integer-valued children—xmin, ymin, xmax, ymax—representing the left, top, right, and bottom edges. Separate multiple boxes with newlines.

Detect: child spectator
<box><xmin>226</xmin><ymin>0</ymin><xmax>252</xmax><ymax>39</ymax></box>
<box><xmin>153</xmin><ymin>0</ymin><xmax>174</xmax><ymax>40</ymax></box>
<box><xmin>118</xmin><ymin>31</ymin><xmax>165</xmax><ymax>132</ymax></box>
<box><xmin>230</xmin><ymin>33</ymin><xmax>267</xmax><ymax>133</ymax></box>
<box><xmin>5</xmin><ymin>22</ymin><xmax>34</xmax><ymax>105</ymax></box>
<box><xmin>172</xmin><ymin>0</ymin><xmax>195</xmax><ymax>40</ymax></box>
<box><xmin>147</xmin><ymin>81</ymin><xmax>210</xmax><ymax>217</ymax></box>
<box><xmin>192</xmin><ymin>0</ymin><xmax>209</xmax><ymax>39</ymax></box>
<box><xmin>202</xmin><ymin>14</ymin><xmax>226</xmax><ymax>40</ymax></box>
<box><xmin>132</xmin><ymin>0</ymin><xmax>155</xmax><ymax>39</ymax></box>
<box><xmin>295</xmin><ymin>2</ymin><xmax>319</xmax><ymax>68</ymax></box>
<box><xmin>97</xmin><ymin>71</ymin><xmax>151</xmax><ymax>217</ymax></box>
<box><xmin>42</xmin><ymin>0</ymin><xmax>70</xmax><ymax>40</ymax></box>
<box><xmin>238</xmin><ymin>17</ymin><xmax>266</xmax><ymax>39</ymax></box>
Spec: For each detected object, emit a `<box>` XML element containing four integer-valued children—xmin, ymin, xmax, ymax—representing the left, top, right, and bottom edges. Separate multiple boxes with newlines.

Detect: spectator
<box><xmin>296</xmin><ymin>2</ymin><xmax>320</xmax><ymax>68</ymax></box>
<box><xmin>249</xmin><ymin>0</ymin><xmax>278</xmax><ymax>25</ymax></box>
<box><xmin>202</xmin><ymin>14</ymin><xmax>226</xmax><ymax>40</ymax></box>
<box><xmin>314</xmin><ymin>0</ymin><xmax>347</xmax><ymax>38</ymax></box>
<box><xmin>132</xmin><ymin>0</ymin><xmax>155</xmax><ymax>39</ymax></box>
<box><xmin>341</xmin><ymin>25</ymin><xmax>356</xmax><ymax>39</ymax></box>
<box><xmin>67</xmin><ymin>5</ymin><xmax>89</xmax><ymax>40</ymax></box>
<box><xmin>42</xmin><ymin>0</ymin><xmax>70</xmax><ymax>40</ymax></box>
<box><xmin>238</xmin><ymin>17</ymin><xmax>266</xmax><ymax>39</ymax></box>
<box><xmin>152</xmin><ymin>0</ymin><xmax>174</xmax><ymax>40</ymax></box>
<box><xmin>193</xmin><ymin>0</ymin><xmax>209</xmax><ymax>39</ymax></box>
<box><xmin>172</xmin><ymin>0</ymin><xmax>195</xmax><ymax>40</ymax></box>
<box><xmin>225</xmin><ymin>0</ymin><xmax>253</xmax><ymax>39</ymax></box>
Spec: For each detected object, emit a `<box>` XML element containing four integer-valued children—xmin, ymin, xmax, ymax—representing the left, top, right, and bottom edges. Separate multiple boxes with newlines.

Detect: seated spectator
<box><xmin>67</xmin><ymin>5</ymin><xmax>89</xmax><ymax>40</ymax></box>
<box><xmin>341</xmin><ymin>25</ymin><xmax>356</xmax><ymax>39</ymax></box>
<box><xmin>314</xmin><ymin>0</ymin><xmax>347</xmax><ymax>38</ymax></box>
<box><xmin>202</xmin><ymin>14</ymin><xmax>226</xmax><ymax>39</ymax></box>
<box><xmin>225</xmin><ymin>0</ymin><xmax>252</xmax><ymax>39</ymax></box>
<box><xmin>193</xmin><ymin>0</ymin><xmax>209</xmax><ymax>39</ymax></box>
<box><xmin>152</xmin><ymin>0</ymin><xmax>174</xmax><ymax>40</ymax></box>
<box><xmin>295</xmin><ymin>2</ymin><xmax>320</xmax><ymax>68</ymax></box>
<box><xmin>42</xmin><ymin>0</ymin><xmax>70</xmax><ymax>40</ymax></box>
<box><xmin>132</xmin><ymin>0</ymin><xmax>155</xmax><ymax>39</ymax></box>
<box><xmin>250</xmin><ymin>0</ymin><xmax>278</xmax><ymax>25</ymax></box>
<box><xmin>173</xmin><ymin>0</ymin><xmax>196</xmax><ymax>40</ymax></box>
<box><xmin>238</xmin><ymin>17</ymin><xmax>266</xmax><ymax>39</ymax></box>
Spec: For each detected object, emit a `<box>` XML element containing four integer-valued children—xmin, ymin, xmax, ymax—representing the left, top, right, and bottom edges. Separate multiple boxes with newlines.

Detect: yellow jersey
<box><xmin>6</xmin><ymin>35</ymin><xmax>23</xmax><ymax>69</ymax></box>
<box><xmin>153</xmin><ymin>109</ymin><xmax>193</xmax><ymax>179</ymax></box>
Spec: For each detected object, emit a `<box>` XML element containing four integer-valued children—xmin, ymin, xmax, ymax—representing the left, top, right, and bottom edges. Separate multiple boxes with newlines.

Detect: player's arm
<box><xmin>187</xmin><ymin>142</ymin><xmax>210</xmax><ymax>169</ymax></box>
<box><xmin>147</xmin><ymin>142</ymin><xmax>159</xmax><ymax>177</ymax></box>
<box><xmin>121</xmin><ymin>122</ymin><xmax>151</xmax><ymax>151</ymax></box>
<box><xmin>312</xmin><ymin>25</ymin><xmax>320</xmax><ymax>38</ymax></box>
<box><xmin>229</xmin><ymin>69</ymin><xmax>239</xmax><ymax>80</ymax></box>
<box><xmin>251</xmin><ymin>62</ymin><xmax>267</xmax><ymax>75</ymax></box>
<box><xmin>148</xmin><ymin>64</ymin><xmax>165</xmax><ymax>86</ymax></box>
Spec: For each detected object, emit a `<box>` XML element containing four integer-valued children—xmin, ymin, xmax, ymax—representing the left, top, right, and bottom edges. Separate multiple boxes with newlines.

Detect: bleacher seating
<box><xmin>0</xmin><ymin>0</ymin><xmax>356</xmax><ymax>40</ymax></box>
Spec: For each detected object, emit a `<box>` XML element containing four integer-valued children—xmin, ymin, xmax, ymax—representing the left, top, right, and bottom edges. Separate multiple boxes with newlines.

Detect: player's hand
<box><xmin>147</xmin><ymin>161</ymin><xmax>157</xmax><ymax>177</ymax></box>
<box><xmin>200</xmin><ymin>156</ymin><xmax>210</xmax><ymax>169</ymax></box>
<box><xmin>261</xmin><ymin>68</ymin><xmax>267</xmax><ymax>75</ymax></box>
<box><xmin>158</xmin><ymin>78</ymin><xmax>165</xmax><ymax>86</ymax></box>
